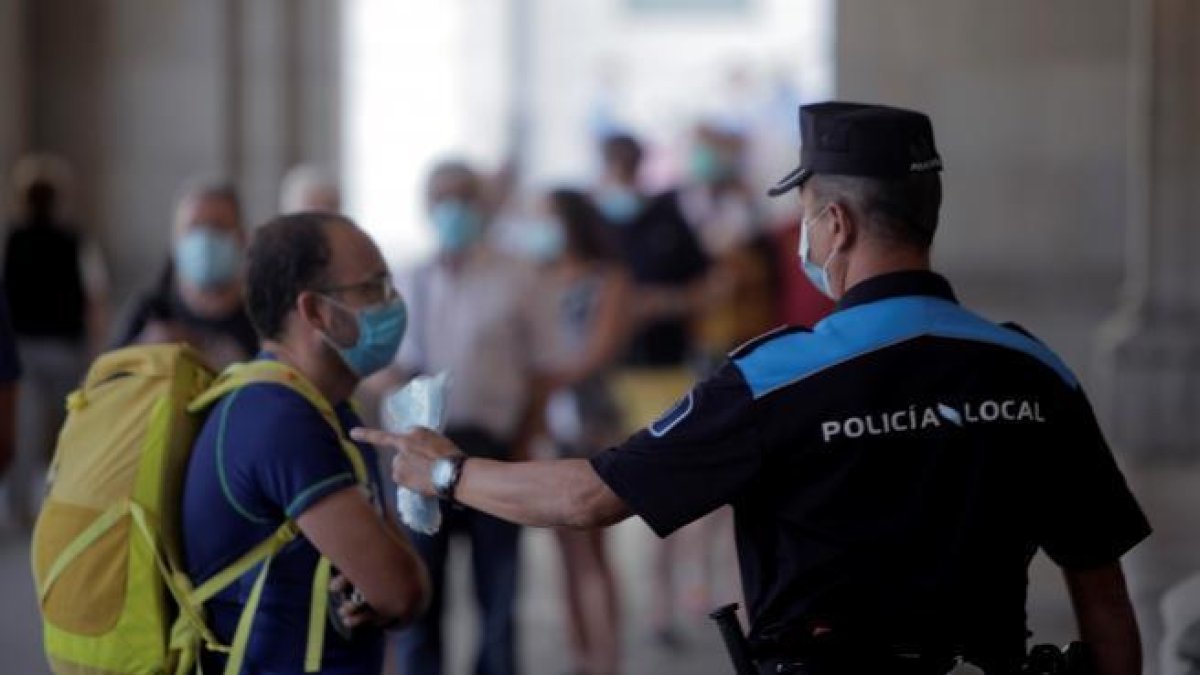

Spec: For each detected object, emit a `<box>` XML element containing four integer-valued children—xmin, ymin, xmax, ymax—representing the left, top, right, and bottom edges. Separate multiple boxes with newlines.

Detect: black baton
<box><xmin>709</xmin><ymin>603</ymin><xmax>758</xmax><ymax>675</ymax></box>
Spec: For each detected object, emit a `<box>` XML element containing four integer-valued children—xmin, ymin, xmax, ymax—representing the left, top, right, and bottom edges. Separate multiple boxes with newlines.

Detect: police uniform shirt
<box><xmin>590</xmin><ymin>270</ymin><xmax>1151</xmax><ymax>663</ymax></box>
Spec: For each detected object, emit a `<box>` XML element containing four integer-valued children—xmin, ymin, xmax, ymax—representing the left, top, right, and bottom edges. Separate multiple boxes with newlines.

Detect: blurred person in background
<box><xmin>593</xmin><ymin>134</ymin><xmax>647</xmax><ymax>232</ymax></box>
<box><xmin>390</xmin><ymin>158</ymin><xmax>549</xmax><ymax>675</ymax></box>
<box><xmin>652</xmin><ymin>122</ymin><xmax>781</xmax><ymax>629</ymax></box>
<box><xmin>118</xmin><ymin>179</ymin><xmax>257</xmax><ymax>369</ymax></box>
<box><xmin>678</xmin><ymin>122</ymin><xmax>779</xmax><ymax>372</ymax></box>
<box><xmin>595</xmin><ymin>133</ymin><xmax>713</xmax><ymax>371</ymax></box>
<box><xmin>593</xmin><ymin>132</ymin><xmax>710</xmax><ymax>651</ymax></box>
<box><xmin>594</xmin><ymin>132</ymin><xmax>716</xmax><ymax>651</ymax></box>
<box><xmin>516</xmin><ymin>188</ymin><xmax>629</xmax><ymax>675</ymax></box>
<box><xmin>2</xmin><ymin>154</ymin><xmax>109</xmax><ymax>527</ymax></box>
<box><xmin>280</xmin><ymin>163</ymin><xmax>342</xmax><ymax>215</ymax></box>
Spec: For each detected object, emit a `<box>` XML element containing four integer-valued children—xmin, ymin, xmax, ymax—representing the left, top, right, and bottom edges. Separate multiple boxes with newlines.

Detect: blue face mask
<box><xmin>515</xmin><ymin>219</ymin><xmax>566</xmax><ymax>263</ymax></box>
<box><xmin>323</xmin><ymin>297</ymin><xmax>408</xmax><ymax>378</ymax></box>
<box><xmin>430</xmin><ymin>200</ymin><xmax>482</xmax><ymax>253</ymax></box>
<box><xmin>175</xmin><ymin>227</ymin><xmax>242</xmax><ymax>289</ymax></box>
<box><xmin>689</xmin><ymin>144</ymin><xmax>728</xmax><ymax>184</ymax></box>
<box><xmin>798</xmin><ymin>207</ymin><xmax>837</xmax><ymax>299</ymax></box>
<box><xmin>596</xmin><ymin>189</ymin><xmax>642</xmax><ymax>225</ymax></box>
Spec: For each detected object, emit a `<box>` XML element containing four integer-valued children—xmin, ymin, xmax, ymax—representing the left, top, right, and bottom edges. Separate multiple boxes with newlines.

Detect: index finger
<box><xmin>349</xmin><ymin>426</ymin><xmax>401</xmax><ymax>447</ymax></box>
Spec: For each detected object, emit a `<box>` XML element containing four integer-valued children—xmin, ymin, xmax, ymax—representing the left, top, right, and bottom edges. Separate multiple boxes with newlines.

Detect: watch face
<box><xmin>432</xmin><ymin>458</ymin><xmax>455</xmax><ymax>490</ymax></box>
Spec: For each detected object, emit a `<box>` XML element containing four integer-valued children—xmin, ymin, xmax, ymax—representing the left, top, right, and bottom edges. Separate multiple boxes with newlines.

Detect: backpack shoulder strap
<box><xmin>189</xmin><ymin>360</ymin><xmax>369</xmax><ymax>483</ymax></box>
<box><xmin>181</xmin><ymin>359</ymin><xmax>370</xmax><ymax>674</ymax></box>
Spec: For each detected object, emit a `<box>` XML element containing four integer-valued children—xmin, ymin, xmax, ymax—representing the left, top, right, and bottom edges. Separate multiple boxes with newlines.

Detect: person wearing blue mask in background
<box><xmin>181</xmin><ymin>212</ymin><xmax>429</xmax><ymax>674</ymax></box>
<box><xmin>594</xmin><ymin>134</ymin><xmax>711</xmax><ymax>371</ymax></box>
<box><xmin>388</xmin><ymin>158</ymin><xmax>551</xmax><ymax>675</ymax></box>
<box><xmin>518</xmin><ymin>188</ymin><xmax>630</xmax><ymax>675</ymax></box>
<box><xmin>594</xmin><ymin>134</ymin><xmax>647</xmax><ymax>229</ymax></box>
<box><xmin>593</xmin><ymin>132</ymin><xmax>716</xmax><ymax>651</ymax></box>
<box><xmin>119</xmin><ymin>179</ymin><xmax>258</xmax><ymax>368</ymax></box>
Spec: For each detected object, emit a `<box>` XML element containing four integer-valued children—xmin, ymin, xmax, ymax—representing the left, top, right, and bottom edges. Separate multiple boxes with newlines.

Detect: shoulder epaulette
<box><xmin>1000</xmin><ymin>321</ymin><xmax>1041</xmax><ymax>342</ymax></box>
<box><xmin>730</xmin><ymin>324</ymin><xmax>812</xmax><ymax>360</ymax></box>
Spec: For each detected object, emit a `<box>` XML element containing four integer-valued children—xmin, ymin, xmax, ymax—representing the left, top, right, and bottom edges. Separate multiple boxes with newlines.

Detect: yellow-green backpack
<box><xmin>31</xmin><ymin>344</ymin><xmax>368</xmax><ymax>674</ymax></box>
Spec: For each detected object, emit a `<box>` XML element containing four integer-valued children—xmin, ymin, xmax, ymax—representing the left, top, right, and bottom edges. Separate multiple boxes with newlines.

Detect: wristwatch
<box><xmin>431</xmin><ymin>454</ymin><xmax>468</xmax><ymax>503</ymax></box>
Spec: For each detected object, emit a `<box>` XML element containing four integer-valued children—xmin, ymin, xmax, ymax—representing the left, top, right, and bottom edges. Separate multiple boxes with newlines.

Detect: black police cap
<box><xmin>767</xmin><ymin>101</ymin><xmax>943</xmax><ymax>197</ymax></box>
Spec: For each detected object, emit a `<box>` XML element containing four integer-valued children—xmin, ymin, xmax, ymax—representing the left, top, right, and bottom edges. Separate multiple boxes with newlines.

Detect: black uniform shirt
<box><xmin>591</xmin><ymin>270</ymin><xmax>1150</xmax><ymax>663</ymax></box>
<box><xmin>611</xmin><ymin>189</ymin><xmax>710</xmax><ymax>366</ymax></box>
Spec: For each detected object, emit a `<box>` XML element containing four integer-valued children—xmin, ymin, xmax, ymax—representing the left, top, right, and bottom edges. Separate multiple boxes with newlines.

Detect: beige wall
<box><xmin>836</xmin><ymin>0</ymin><xmax>1132</xmax><ymax>288</ymax></box>
<box><xmin>0</xmin><ymin>0</ymin><xmax>27</xmax><ymax>220</ymax></box>
<box><xmin>6</xmin><ymin>0</ymin><xmax>340</xmax><ymax>308</ymax></box>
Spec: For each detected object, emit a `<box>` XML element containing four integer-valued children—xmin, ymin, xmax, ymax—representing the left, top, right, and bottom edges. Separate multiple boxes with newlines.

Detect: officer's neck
<box><xmin>838</xmin><ymin>243</ymin><xmax>932</xmax><ymax>297</ymax></box>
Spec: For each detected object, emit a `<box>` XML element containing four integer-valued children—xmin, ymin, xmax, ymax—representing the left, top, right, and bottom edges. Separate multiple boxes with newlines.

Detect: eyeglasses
<box><xmin>317</xmin><ymin>274</ymin><xmax>398</xmax><ymax>306</ymax></box>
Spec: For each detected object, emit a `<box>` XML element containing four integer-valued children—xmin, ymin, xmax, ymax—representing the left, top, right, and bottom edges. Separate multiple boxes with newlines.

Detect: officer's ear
<box><xmin>826</xmin><ymin>201</ymin><xmax>858</xmax><ymax>252</ymax></box>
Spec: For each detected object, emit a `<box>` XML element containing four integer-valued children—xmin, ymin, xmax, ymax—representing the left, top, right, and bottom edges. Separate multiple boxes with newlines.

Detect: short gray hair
<box><xmin>279</xmin><ymin>164</ymin><xmax>340</xmax><ymax>214</ymax></box>
<box><xmin>176</xmin><ymin>176</ymin><xmax>242</xmax><ymax>222</ymax></box>
<box><xmin>808</xmin><ymin>173</ymin><xmax>942</xmax><ymax>249</ymax></box>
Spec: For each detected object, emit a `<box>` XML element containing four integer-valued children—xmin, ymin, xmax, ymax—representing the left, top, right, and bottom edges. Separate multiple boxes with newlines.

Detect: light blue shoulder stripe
<box><xmin>734</xmin><ymin>296</ymin><xmax>1077</xmax><ymax>399</ymax></box>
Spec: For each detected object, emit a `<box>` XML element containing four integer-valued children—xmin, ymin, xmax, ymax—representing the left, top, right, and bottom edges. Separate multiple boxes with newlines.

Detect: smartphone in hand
<box><xmin>328</xmin><ymin>581</ymin><xmax>366</xmax><ymax>640</ymax></box>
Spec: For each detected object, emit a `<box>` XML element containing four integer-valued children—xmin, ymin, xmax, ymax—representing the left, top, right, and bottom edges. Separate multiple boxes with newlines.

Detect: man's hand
<box><xmin>329</xmin><ymin>574</ymin><xmax>403</xmax><ymax>631</ymax></box>
<box><xmin>1064</xmin><ymin>561</ymin><xmax>1141</xmax><ymax>675</ymax></box>
<box><xmin>296</xmin><ymin>487</ymin><xmax>430</xmax><ymax>626</ymax></box>
<box><xmin>350</xmin><ymin>426</ymin><xmax>464</xmax><ymax>497</ymax></box>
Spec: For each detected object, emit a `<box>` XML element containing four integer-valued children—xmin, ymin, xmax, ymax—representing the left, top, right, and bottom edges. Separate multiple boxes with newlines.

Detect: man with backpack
<box><xmin>180</xmin><ymin>212</ymin><xmax>429</xmax><ymax>673</ymax></box>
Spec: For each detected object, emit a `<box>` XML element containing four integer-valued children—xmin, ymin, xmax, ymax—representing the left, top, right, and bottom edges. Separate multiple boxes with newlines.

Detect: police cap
<box><xmin>767</xmin><ymin>101</ymin><xmax>943</xmax><ymax>197</ymax></box>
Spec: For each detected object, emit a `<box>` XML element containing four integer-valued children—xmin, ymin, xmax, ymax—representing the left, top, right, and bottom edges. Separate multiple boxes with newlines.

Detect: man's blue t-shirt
<box><xmin>182</xmin><ymin>361</ymin><xmax>387</xmax><ymax>674</ymax></box>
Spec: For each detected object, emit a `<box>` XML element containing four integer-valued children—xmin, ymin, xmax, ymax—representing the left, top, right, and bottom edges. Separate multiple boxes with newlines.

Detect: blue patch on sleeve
<box><xmin>733</xmin><ymin>296</ymin><xmax>1079</xmax><ymax>399</ymax></box>
<box><xmin>650</xmin><ymin>392</ymin><xmax>694</xmax><ymax>438</ymax></box>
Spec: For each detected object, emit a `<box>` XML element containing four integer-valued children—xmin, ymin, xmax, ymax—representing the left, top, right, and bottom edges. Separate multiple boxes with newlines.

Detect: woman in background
<box><xmin>522</xmin><ymin>188</ymin><xmax>630</xmax><ymax>675</ymax></box>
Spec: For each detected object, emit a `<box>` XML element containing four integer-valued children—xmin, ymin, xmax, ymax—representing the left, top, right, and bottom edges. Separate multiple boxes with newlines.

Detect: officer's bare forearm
<box><xmin>1064</xmin><ymin>561</ymin><xmax>1141</xmax><ymax>675</ymax></box>
<box><xmin>456</xmin><ymin>458</ymin><xmax>632</xmax><ymax>528</ymax></box>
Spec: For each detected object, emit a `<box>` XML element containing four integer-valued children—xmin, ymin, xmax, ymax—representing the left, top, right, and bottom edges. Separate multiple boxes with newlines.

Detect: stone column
<box><xmin>1095</xmin><ymin>0</ymin><xmax>1200</xmax><ymax>462</ymax></box>
<box><xmin>0</xmin><ymin>0</ymin><xmax>29</xmax><ymax>214</ymax></box>
<box><xmin>1094</xmin><ymin>3</ymin><xmax>1200</xmax><ymax>672</ymax></box>
<box><xmin>225</xmin><ymin>0</ymin><xmax>342</xmax><ymax>226</ymax></box>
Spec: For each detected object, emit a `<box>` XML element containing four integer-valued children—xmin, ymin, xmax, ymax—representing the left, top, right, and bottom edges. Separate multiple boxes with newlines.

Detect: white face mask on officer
<box><xmin>798</xmin><ymin>205</ymin><xmax>837</xmax><ymax>299</ymax></box>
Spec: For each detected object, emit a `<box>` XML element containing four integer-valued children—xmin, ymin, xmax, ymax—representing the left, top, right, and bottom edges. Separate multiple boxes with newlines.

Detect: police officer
<box><xmin>355</xmin><ymin>102</ymin><xmax>1150</xmax><ymax>675</ymax></box>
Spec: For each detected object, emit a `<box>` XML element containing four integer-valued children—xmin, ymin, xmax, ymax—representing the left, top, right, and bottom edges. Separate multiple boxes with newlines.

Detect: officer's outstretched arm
<box><xmin>1063</xmin><ymin>561</ymin><xmax>1141</xmax><ymax>675</ymax></box>
<box><xmin>352</xmin><ymin>426</ymin><xmax>633</xmax><ymax>529</ymax></box>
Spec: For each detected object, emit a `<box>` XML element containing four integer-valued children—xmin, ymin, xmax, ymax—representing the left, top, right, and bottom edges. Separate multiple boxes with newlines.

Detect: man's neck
<box><xmin>178</xmin><ymin>282</ymin><xmax>242</xmax><ymax>320</ymax></box>
<box><xmin>840</xmin><ymin>246</ymin><xmax>932</xmax><ymax>296</ymax></box>
<box><xmin>604</xmin><ymin>176</ymin><xmax>639</xmax><ymax>192</ymax></box>
<box><xmin>438</xmin><ymin>242</ymin><xmax>483</xmax><ymax>275</ymax></box>
<box><xmin>261</xmin><ymin>339</ymin><xmax>357</xmax><ymax>405</ymax></box>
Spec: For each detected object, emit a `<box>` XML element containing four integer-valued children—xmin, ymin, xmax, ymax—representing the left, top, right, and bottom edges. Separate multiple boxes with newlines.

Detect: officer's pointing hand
<box><xmin>350</xmin><ymin>426</ymin><xmax>463</xmax><ymax>497</ymax></box>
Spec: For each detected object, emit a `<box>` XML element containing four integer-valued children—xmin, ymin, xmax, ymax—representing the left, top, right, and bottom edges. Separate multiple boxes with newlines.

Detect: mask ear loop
<box><xmin>818</xmin><ymin>206</ymin><xmax>845</xmax><ymax>297</ymax></box>
<box><xmin>799</xmin><ymin>205</ymin><xmax>831</xmax><ymax>264</ymax></box>
<box><xmin>315</xmin><ymin>293</ymin><xmax>362</xmax><ymax>352</ymax></box>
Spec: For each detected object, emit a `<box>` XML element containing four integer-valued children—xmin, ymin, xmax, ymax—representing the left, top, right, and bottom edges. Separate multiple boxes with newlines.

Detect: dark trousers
<box><xmin>395</xmin><ymin>429</ymin><xmax>521</xmax><ymax>675</ymax></box>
